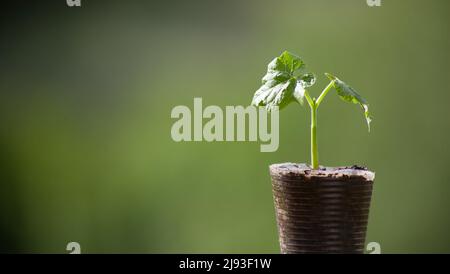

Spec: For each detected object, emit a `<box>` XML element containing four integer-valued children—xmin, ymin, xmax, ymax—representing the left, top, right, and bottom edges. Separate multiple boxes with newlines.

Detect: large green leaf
<box><xmin>325</xmin><ymin>73</ymin><xmax>372</xmax><ymax>131</ymax></box>
<box><xmin>252</xmin><ymin>51</ymin><xmax>315</xmax><ymax>111</ymax></box>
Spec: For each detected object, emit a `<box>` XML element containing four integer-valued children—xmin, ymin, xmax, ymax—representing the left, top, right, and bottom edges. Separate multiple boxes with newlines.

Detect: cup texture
<box><xmin>270</xmin><ymin>163</ymin><xmax>374</xmax><ymax>254</ymax></box>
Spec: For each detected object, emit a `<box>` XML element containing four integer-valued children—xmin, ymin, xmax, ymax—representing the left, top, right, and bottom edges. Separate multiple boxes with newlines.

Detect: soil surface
<box><xmin>270</xmin><ymin>163</ymin><xmax>375</xmax><ymax>182</ymax></box>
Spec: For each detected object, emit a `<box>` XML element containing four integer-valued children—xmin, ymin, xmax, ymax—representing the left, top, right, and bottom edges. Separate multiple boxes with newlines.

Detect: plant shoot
<box><xmin>252</xmin><ymin>51</ymin><xmax>372</xmax><ymax>169</ymax></box>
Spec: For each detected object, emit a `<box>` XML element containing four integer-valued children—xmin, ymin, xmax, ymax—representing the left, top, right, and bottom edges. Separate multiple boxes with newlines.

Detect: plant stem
<box><xmin>304</xmin><ymin>90</ymin><xmax>315</xmax><ymax>108</ymax></box>
<box><xmin>311</xmin><ymin>103</ymin><xmax>319</xmax><ymax>169</ymax></box>
<box><xmin>315</xmin><ymin>80</ymin><xmax>335</xmax><ymax>108</ymax></box>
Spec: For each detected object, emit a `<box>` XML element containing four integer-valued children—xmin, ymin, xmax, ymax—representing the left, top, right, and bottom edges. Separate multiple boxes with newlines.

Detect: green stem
<box><xmin>304</xmin><ymin>90</ymin><xmax>315</xmax><ymax>108</ymax></box>
<box><xmin>306</xmin><ymin>81</ymin><xmax>336</xmax><ymax>169</ymax></box>
<box><xmin>311</xmin><ymin>104</ymin><xmax>319</xmax><ymax>169</ymax></box>
<box><xmin>315</xmin><ymin>80</ymin><xmax>335</xmax><ymax>108</ymax></box>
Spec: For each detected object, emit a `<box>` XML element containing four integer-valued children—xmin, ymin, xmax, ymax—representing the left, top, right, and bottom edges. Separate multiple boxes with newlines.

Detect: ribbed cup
<box><xmin>270</xmin><ymin>163</ymin><xmax>374</xmax><ymax>254</ymax></box>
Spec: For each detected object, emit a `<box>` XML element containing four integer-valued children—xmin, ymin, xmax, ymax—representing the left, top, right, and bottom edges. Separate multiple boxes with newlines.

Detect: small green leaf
<box><xmin>299</xmin><ymin>73</ymin><xmax>316</xmax><ymax>88</ymax></box>
<box><xmin>293</xmin><ymin>80</ymin><xmax>306</xmax><ymax>105</ymax></box>
<box><xmin>325</xmin><ymin>73</ymin><xmax>372</xmax><ymax>131</ymax></box>
<box><xmin>252</xmin><ymin>51</ymin><xmax>315</xmax><ymax>110</ymax></box>
<box><xmin>252</xmin><ymin>78</ymin><xmax>296</xmax><ymax>111</ymax></box>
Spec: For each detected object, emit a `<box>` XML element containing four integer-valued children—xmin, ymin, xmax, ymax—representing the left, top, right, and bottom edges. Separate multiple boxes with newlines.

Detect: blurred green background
<box><xmin>1</xmin><ymin>0</ymin><xmax>450</xmax><ymax>253</ymax></box>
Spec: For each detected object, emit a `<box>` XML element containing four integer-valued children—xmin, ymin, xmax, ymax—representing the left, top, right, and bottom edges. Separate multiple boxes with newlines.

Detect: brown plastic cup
<box><xmin>270</xmin><ymin>163</ymin><xmax>375</xmax><ymax>254</ymax></box>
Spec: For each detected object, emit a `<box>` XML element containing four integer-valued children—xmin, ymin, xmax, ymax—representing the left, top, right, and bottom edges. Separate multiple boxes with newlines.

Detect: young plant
<box><xmin>252</xmin><ymin>51</ymin><xmax>371</xmax><ymax>169</ymax></box>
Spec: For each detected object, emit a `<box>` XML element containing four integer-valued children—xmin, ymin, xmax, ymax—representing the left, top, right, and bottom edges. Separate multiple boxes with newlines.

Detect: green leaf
<box><xmin>299</xmin><ymin>73</ymin><xmax>316</xmax><ymax>88</ymax></box>
<box><xmin>252</xmin><ymin>51</ymin><xmax>315</xmax><ymax>110</ymax></box>
<box><xmin>325</xmin><ymin>73</ymin><xmax>372</xmax><ymax>131</ymax></box>
<box><xmin>293</xmin><ymin>80</ymin><xmax>307</xmax><ymax>105</ymax></box>
<box><xmin>252</xmin><ymin>78</ymin><xmax>296</xmax><ymax>111</ymax></box>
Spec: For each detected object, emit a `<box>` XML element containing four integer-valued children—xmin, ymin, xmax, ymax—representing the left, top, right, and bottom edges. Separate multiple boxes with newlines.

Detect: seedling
<box><xmin>252</xmin><ymin>51</ymin><xmax>372</xmax><ymax>169</ymax></box>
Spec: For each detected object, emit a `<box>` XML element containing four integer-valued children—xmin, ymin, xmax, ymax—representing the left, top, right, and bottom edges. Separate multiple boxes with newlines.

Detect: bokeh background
<box><xmin>1</xmin><ymin>0</ymin><xmax>449</xmax><ymax>253</ymax></box>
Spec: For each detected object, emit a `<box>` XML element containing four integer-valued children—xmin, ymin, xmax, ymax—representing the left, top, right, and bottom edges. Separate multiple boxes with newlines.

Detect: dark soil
<box><xmin>270</xmin><ymin>163</ymin><xmax>375</xmax><ymax>182</ymax></box>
